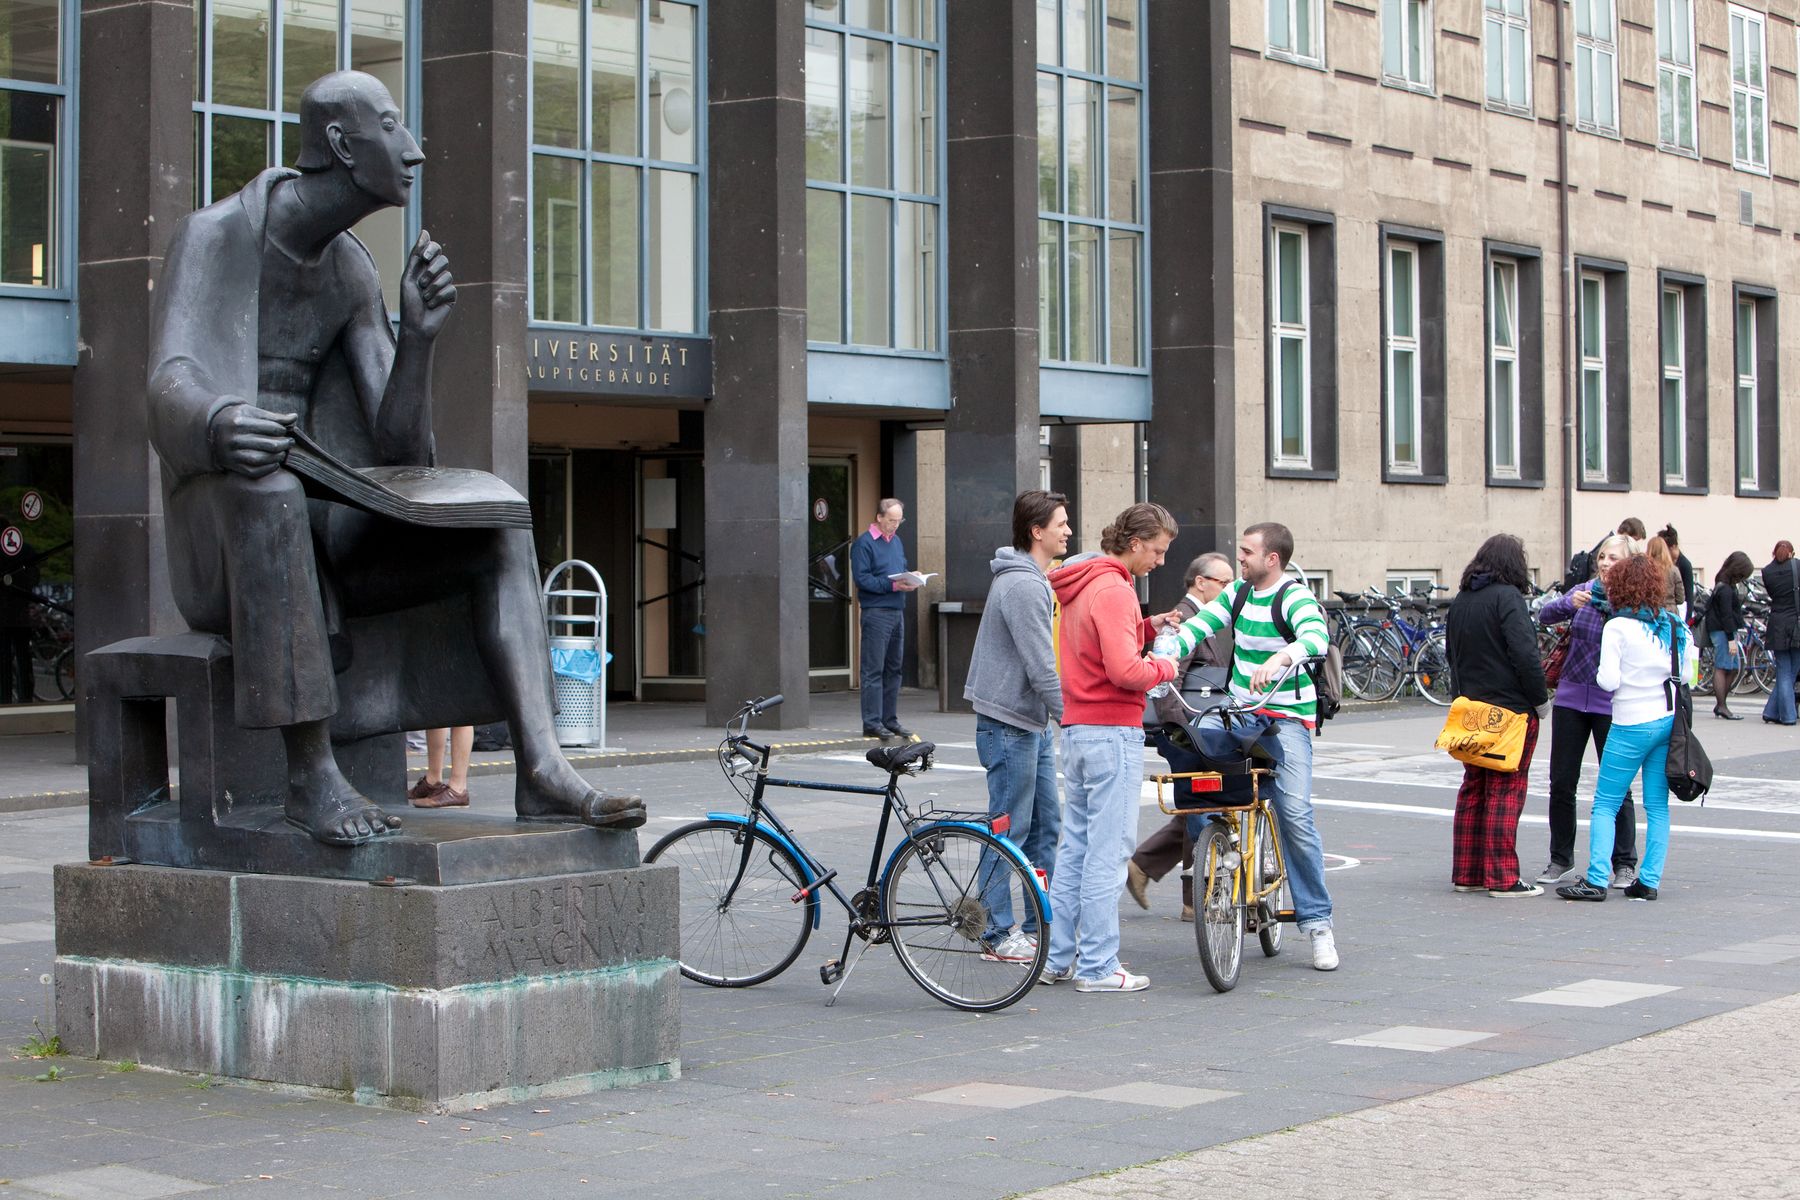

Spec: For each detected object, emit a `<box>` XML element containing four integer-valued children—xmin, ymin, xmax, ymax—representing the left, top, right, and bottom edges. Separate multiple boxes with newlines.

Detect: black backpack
<box><xmin>1228</xmin><ymin>580</ymin><xmax>1343</xmax><ymax>729</ymax></box>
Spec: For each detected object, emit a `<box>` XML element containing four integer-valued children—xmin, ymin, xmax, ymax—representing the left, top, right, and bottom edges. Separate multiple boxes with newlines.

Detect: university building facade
<box><xmin>0</xmin><ymin>1</ymin><xmax>1794</xmax><ymax>728</ymax></box>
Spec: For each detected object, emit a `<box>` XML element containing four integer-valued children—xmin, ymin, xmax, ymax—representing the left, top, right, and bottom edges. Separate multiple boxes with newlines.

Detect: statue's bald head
<box><xmin>295</xmin><ymin>70</ymin><xmax>397</xmax><ymax>172</ymax></box>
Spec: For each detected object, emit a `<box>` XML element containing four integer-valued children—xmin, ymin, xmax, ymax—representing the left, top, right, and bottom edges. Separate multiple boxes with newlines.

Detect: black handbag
<box><xmin>1664</xmin><ymin>622</ymin><xmax>1713</xmax><ymax>804</ymax></box>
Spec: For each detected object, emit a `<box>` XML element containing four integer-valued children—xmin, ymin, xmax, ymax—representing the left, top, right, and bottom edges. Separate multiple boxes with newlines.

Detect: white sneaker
<box><xmin>981</xmin><ymin>931</ymin><xmax>1037</xmax><ymax>963</ymax></box>
<box><xmin>1074</xmin><ymin>969</ymin><xmax>1149</xmax><ymax>993</ymax></box>
<box><xmin>1037</xmin><ymin>964</ymin><xmax>1074</xmax><ymax>986</ymax></box>
<box><xmin>1309</xmin><ymin>927</ymin><xmax>1339</xmax><ymax>971</ymax></box>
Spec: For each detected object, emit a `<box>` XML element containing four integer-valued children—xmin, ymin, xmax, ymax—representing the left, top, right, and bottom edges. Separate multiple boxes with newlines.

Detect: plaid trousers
<box><xmin>1451</xmin><ymin>713</ymin><xmax>1541</xmax><ymax>889</ymax></box>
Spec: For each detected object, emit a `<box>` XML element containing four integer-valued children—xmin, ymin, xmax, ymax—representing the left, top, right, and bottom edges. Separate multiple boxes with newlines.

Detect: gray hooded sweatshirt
<box><xmin>963</xmin><ymin>546</ymin><xmax>1063</xmax><ymax>731</ymax></box>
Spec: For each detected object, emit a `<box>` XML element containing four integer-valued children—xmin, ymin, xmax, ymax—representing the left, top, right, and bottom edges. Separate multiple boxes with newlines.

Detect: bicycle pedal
<box><xmin>820</xmin><ymin>960</ymin><xmax>844</xmax><ymax>985</ymax></box>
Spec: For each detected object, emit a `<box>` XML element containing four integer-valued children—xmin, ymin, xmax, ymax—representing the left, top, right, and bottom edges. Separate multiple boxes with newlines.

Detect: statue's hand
<box><xmin>399</xmin><ymin>228</ymin><xmax>456</xmax><ymax>341</ymax></box>
<box><xmin>209</xmin><ymin>402</ymin><xmax>297</xmax><ymax>477</ymax></box>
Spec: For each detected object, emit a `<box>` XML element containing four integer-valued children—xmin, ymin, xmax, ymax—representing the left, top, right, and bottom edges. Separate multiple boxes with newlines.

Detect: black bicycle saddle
<box><xmin>866</xmin><ymin>741</ymin><xmax>935</xmax><ymax>773</ymax></box>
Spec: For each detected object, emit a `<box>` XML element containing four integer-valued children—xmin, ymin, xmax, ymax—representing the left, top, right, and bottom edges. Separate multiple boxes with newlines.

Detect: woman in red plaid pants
<box><xmin>1444</xmin><ymin>535</ymin><xmax>1552</xmax><ymax>897</ymax></box>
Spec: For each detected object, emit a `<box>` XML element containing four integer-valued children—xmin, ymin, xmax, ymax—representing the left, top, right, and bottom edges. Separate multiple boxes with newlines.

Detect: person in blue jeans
<box><xmin>850</xmin><ymin>499</ymin><xmax>920</xmax><ymax>738</ymax></box>
<box><xmin>1558</xmin><ymin>554</ymin><xmax>1695</xmax><ymax>903</ymax></box>
<box><xmin>1760</xmin><ymin>542</ymin><xmax>1798</xmax><ymax>727</ymax></box>
<box><xmin>964</xmin><ymin>491</ymin><xmax>1072</xmax><ymax>962</ymax></box>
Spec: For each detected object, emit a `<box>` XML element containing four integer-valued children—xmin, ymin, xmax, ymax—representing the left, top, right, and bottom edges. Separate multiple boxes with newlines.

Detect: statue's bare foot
<box><xmin>284</xmin><ymin>784</ymin><xmax>403</xmax><ymax>847</ymax></box>
<box><xmin>516</xmin><ymin>759</ymin><xmax>646</xmax><ymax>830</ymax></box>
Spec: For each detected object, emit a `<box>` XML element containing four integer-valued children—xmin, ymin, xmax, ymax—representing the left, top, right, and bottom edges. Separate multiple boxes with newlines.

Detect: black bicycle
<box><xmin>644</xmin><ymin>695</ymin><xmax>1050</xmax><ymax>1012</ymax></box>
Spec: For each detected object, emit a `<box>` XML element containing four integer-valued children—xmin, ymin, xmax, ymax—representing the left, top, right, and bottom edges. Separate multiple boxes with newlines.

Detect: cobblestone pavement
<box><xmin>1024</xmin><ymin>990</ymin><xmax>1800</xmax><ymax>1200</ymax></box>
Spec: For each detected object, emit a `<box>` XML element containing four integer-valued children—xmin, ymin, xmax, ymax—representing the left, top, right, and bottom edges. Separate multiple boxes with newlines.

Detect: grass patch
<box><xmin>21</xmin><ymin>1026</ymin><xmax>64</xmax><ymax>1058</ymax></box>
<box><xmin>112</xmin><ymin>1060</ymin><xmax>140</xmax><ymax>1073</ymax></box>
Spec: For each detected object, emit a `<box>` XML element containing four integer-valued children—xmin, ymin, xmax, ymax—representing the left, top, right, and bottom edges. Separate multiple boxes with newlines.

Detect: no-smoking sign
<box><xmin>1</xmin><ymin>526</ymin><xmax>21</xmax><ymax>557</ymax></box>
<box><xmin>19</xmin><ymin>490</ymin><xmax>42</xmax><ymax>521</ymax></box>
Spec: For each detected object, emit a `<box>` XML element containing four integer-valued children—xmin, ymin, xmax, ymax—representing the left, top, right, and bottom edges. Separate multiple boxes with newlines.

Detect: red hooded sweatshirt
<box><xmin>1050</xmin><ymin>556</ymin><xmax>1176</xmax><ymax>727</ymax></box>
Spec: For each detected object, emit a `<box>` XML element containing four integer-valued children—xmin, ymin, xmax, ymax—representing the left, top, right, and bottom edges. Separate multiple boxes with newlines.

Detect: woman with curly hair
<box><xmin>1558</xmin><ymin>554</ymin><xmax>1697</xmax><ymax>904</ymax></box>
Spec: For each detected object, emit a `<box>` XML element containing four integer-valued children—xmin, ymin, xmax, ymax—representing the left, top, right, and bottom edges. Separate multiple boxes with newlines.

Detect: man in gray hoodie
<box><xmin>965</xmin><ymin>489</ymin><xmax>1071</xmax><ymax>962</ymax></box>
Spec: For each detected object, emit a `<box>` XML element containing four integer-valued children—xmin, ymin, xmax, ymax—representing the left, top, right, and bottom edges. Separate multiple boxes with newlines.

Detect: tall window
<box><xmin>1579</xmin><ymin>272</ymin><xmax>1607</xmax><ymax>483</ymax></box>
<box><xmin>1656</xmin><ymin>0</ymin><xmax>1696</xmax><ymax>153</ymax></box>
<box><xmin>1036</xmin><ymin>0</ymin><xmax>1145</xmax><ymax>368</ymax></box>
<box><xmin>1268</xmin><ymin>0</ymin><xmax>1324</xmax><ymax>66</ymax></box>
<box><xmin>1730</xmin><ymin>6</ymin><xmax>1767</xmax><ymax>173</ymax></box>
<box><xmin>1736</xmin><ymin>297</ymin><xmax>1759</xmax><ymax>490</ymax></box>
<box><xmin>1483</xmin><ymin>0</ymin><xmax>1529</xmax><ymax>114</ymax></box>
<box><xmin>194</xmin><ymin>0</ymin><xmax>415</xmax><ymax>314</ymax></box>
<box><xmin>1381</xmin><ymin>0</ymin><xmax>1431</xmax><ymax>90</ymax></box>
<box><xmin>0</xmin><ymin>0</ymin><xmax>63</xmax><ymax>291</ymax></box>
<box><xmin>531</xmin><ymin>0</ymin><xmax>704</xmax><ymax>333</ymax></box>
<box><xmin>805</xmin><ymin>0</ymin><xmax>941</xmax><ymax>352</ymax></box>
<box><xmin>1269</xmin><ymin>222</ymin><xmax>1311</xmax><ymax>467</ymax></box>
<box><xmin>1660</xmin><ymin>286</ymin><xmax>1685</xmax><ymax>485</ymax></box>
<box><xmin>1574</xmin><ymin>0</ymin><xmax>1617</xmax><ymax>135</ymax></box>
<box><xmin>1385</xmin><ymin>242</ymin><xmax>1421</xmax><ymax>475</ymax></box>
<box><xmin>1488</xmin><ymin>257</ymin><xmax>1520</xmax><ymax>480</ymax></box>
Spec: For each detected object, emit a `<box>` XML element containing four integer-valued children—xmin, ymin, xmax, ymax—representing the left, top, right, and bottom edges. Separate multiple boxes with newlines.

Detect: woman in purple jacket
<box><xmin>1536</xmin><ymin>535</ymin><xmax>1639</xmax><ymax>888</ymax></box>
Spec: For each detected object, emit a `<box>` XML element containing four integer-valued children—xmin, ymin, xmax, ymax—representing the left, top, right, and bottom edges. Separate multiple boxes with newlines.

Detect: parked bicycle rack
<box><xmin>543</xmin><ymin>559</ymin><xmax>608</xmax><ymax>750</ymax></box>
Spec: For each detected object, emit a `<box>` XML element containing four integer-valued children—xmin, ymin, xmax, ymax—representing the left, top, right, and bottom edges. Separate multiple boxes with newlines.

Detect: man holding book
<box><xmin>851</xmin><ymin>498</ymin><xmax>921</xmax><ymax>739</ymax></box>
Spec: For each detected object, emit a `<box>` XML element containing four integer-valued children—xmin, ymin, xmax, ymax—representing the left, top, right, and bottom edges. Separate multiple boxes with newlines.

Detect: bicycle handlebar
<box><xmin>749</xmin><ymin>694</ymin><xmax>785</xmax><ymax>715</ymax></box>
<box><xmin>1160</xmin><ymin>655</ymin><xmax>1320</xmax><ymax>721</ymax></box>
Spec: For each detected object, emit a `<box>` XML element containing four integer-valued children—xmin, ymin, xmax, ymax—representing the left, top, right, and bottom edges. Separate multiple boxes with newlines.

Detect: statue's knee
<box><xmin>217</xmin><ymin>469</ymin><xmax>309</xmax><ymax>530</ymax></box>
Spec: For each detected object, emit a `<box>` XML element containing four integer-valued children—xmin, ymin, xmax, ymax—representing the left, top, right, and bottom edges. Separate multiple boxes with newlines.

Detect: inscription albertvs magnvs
<box><xmin>527</xmin><ymin>332</ymin><xmax>711</xmax><ymax>398</ymax></box>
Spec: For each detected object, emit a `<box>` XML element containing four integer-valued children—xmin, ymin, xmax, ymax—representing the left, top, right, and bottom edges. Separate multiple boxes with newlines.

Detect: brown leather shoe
<box><xmin>1125</xmin><ymin>861</ymin><xmax>1151</xmax><ymax>910</ymax></box>
<box><xmin>412</xmin><ymin>784</ymin><xmax>469</xmax><ymax>809</ymax></box>
<box><xmin>408</xmin><ymin>774</ymin><xmax>447</xmax><ymax>801</ymax></box>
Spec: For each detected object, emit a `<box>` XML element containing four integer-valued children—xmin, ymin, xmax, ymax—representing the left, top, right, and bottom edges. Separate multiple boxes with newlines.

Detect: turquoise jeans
<box><xmin>1584</xmin><ymin>715</ymin><xmax>1674</xmax><ymax>888</ymax></box>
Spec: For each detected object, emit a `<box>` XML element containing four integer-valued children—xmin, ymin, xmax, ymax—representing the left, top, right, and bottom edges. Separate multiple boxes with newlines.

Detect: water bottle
<box><xmin>1146</xmin><ymin>627</ymin><xmax>1180</xmax><ymax>699</ymax></box>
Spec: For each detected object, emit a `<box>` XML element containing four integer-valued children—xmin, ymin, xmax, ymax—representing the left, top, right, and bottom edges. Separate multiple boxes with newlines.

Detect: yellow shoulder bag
<box><xmin>1434</xmin><ymin>697</ymin><xmax>1530</xmax><ymax>772</ymax></box>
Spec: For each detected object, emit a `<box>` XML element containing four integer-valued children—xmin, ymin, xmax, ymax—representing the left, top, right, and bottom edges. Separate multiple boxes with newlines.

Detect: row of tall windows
<box><xmin>1268</xmin><ymin>218</ymin><xmax>1777</xmax><ymax>496</ymax></box>
<box><xmin>1271</xmin><ymin>0</ymin><xmax>1775</xmax><ymax>172</ymax></box>
<box><xmin>0</xmin><ymin>0</ymin><xmax>64</xmax><ymax>291</ymax></box>
<box><xmin>193</xmin><ymin>0</ymin><xmax>414</xmax><ymax>313</ymax></box>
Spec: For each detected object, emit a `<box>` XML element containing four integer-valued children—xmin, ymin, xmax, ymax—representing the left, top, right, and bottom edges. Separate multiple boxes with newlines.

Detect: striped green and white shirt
<box><xmin>1169</xmin><ymin>579</ymin><xmax>1332</xmax><ymax>723</ymax></box>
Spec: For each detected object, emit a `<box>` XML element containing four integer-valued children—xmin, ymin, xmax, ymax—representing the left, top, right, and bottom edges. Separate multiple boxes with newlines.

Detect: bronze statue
<box><xmin>147</xmin><ymin>71</ymin><xmax>644</xmax><ymax>846</ymax></box>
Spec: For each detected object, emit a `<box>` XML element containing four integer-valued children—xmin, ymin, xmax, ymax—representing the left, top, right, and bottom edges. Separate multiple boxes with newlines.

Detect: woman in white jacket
<box><xmin>1557</xmin><ymin>554</ymin><xmax>1696</xmax><ymax>903</ymax></box>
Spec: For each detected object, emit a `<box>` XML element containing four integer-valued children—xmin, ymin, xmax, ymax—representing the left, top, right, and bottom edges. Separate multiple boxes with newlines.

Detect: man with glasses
<box><xmin>851</xmin><ymin>498</ymin><xmax>921</xmax><ymax>739</ymax></box>
<box><xmin>1126</xmin><ymin>552</ymin><xmax>1235</xmax><ymax>921</ymax></box>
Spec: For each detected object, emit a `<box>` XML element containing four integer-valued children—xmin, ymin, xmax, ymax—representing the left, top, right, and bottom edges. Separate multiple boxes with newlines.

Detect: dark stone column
<box><xmin>944</xmin><ymin>0</ymin><xmax>1040</xmax><ymax>602</ymax></box>
<box><xmin>1145</xmin><ymin>1</ymin><xmax>1234</xmax><ymax>611</ymax></box>
<box><xmin>702</xmin><ymin>0</ymin><xmax>810</xmax><ymax>728</ymax></box>
<box><xmin>420</xmin><ymin>2</ymin><xmax>530</xmax><ymax>486</ymax></box>
<box><xmin>1046</xmin><ymin>425</ymin><xmax>1082</xmax><ymax>553</ymax></box>
<box><xmin>72</xmin><ymin>0</ymin><xmax>198</xmax><ymax>755</ymax></box>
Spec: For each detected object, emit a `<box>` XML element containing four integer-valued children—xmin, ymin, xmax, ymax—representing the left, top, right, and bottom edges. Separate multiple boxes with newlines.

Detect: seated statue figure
<box><xmin>147</xmin><ymin>70</ymin><xmax>644</xmax><ymax>846</ymax></box>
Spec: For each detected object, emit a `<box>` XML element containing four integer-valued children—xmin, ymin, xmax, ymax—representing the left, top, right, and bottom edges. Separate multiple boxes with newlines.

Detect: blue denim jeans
<box><xmin>1193</xmin><ymin>712</ymin><xmax>1334</xmax><ymax>931</ymax></box>
<box><xmin>1763</xmin><ymin>648</ymin><xmax>1799</xmax><ymax>724</ymax></box>
<box><xmin>1044</xmin><ymin>725</ymin><xmax>1143</xmax><ymax>981</ymax></box>
<box><xmin>976</xmin><ymin>714</ymin><xmax>1060</xmax><ymax>941</ymax></box>
<box><xmin>1585</xmin><ymin>715</ymin><xmax>1674</xmax><ymax>888</ymax></box>
<box><xmin>858</xmin><ymin>608</ymin><xmax>904</xmax><ymax>729</ymax></box>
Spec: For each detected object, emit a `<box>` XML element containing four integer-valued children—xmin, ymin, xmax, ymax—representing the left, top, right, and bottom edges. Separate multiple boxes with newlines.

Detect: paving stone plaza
<box><xmin>4</xmin><ymin>695</ymin><xmax>1798</xmax><ymax>1197</ymax></box>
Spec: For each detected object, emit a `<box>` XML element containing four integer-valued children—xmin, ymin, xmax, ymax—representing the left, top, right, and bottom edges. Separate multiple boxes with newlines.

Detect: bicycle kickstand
<box><xmin>821</xmin><ymin>927</ymin><xmax>874</xmax><ymax>1008</ymax></box>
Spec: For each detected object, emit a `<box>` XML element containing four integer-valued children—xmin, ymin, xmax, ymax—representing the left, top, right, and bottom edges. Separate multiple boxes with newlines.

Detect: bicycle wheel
<box><xmin>1254</xmin><ymin>804</ymin><xmax>1289</xmax><ymax>958</ymax></box>
<box><xmin>54</xmin><ymin>648</ymin><xmax>76</xmax><ymax>701</ymax></box>
<box><xmin>1412</xmin><ymin>632</ymin><xmax>1454</xmax><ymax>706</ymax></box>
<box><xmin>1346</xmin><ymin>624</ymin><xmax>1408</xmax><ymax>702</ymax></box>
<box><xmin>1193</xmin><ymin>822</ymin><xmax>1243</xmax><ymax>993</ymax></box>
<box><xmin>1735</xmin><ymin>636</ymin><xmax>1771</xmax><ymax>695</ymax></box>
<box><xmin>881</xmin><ymin>824</ymin><xmax>1046</xmax><ymax>1012</ymax></box>
<box><xmin>644</xmin><ymin>819</ymin><xmax>814</xmax><ymax>988</ymax></box>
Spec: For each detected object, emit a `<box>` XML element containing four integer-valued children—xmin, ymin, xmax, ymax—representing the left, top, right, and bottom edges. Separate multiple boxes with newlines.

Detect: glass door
<box><xmin>638</xmin><ymin>455</ymin><xmax>706</xmax><ymax>687</ymax></box>
<box><xmin>808</xmin><ymin>459</ymin><xmax>853</xmax><ymax>688</ymax></box>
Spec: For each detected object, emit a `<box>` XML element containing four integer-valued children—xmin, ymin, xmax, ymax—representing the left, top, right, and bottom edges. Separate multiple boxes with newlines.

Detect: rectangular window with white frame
<box><xmin>1385</xmin><ymin>242</ymin><xmax>1422</xmax><ymax>475</ymax></box>
<box><xmin>1574</xmin><ymin>0</ymin><xmax>1618</xmax><ymax>135</ymax></box>
<box><xmin>1661</xmin><ymin>285</ymin><xmax>1686</xmax><ymax>487</ymax></box>
<box><xmin>1579</xmin><ymin>271</ymin><xmax>1607</xmax><ymax>484</ymax></box>
<box><xmin>1269</xmin><ymin>0</ymin><xmax>1325</xmax><ymax>66</ymax></box>
<box><xmin>1488</xmin><ymin>256</ymin><xmax>1521</xmax><ymax>480</ymax></box>
<box><xmin>1386</xmin><ymin>571</ymin><xmax>1440</xmax><ymax>601</ymax></box>
<box><xmin>1483</xmin><ymin>0</ymin><xmax>1530</xmax><ymax>113</ymax></box>
<box><xmin>1270</xmin><ymin>221</ymin><xmax>1313</xmax><ymax>468</ymax></box>
<box><xmin>1733</xmin><ymin>286</ymin><xmax>1777</xmax><ymax>497</ymax></box>
<box><xmin>1730</xmin><ymin>5</ymin><xmax>1768</xmax><ymax>173</ymax></box>
<box><xmin>1658</xmin><ymin>272</ymin><xmax>1706</xmax><ymax>495</ymax></box>
<box><xmin>1656</xmin><ymin>0</ymin><xmax>1696</xmax><ymax>153</ymax></box>
<box><xmin>1382</xmin><ymin>0</ymin><xmax>1431</xmax><ymax>91</ymax></box>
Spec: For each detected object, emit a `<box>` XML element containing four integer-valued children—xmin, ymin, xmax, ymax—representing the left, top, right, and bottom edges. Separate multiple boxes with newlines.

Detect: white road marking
<box><xmin>1310</xmin><ymin>796</ymin><xmax>1800</xmax><ymax>841</ymax></box>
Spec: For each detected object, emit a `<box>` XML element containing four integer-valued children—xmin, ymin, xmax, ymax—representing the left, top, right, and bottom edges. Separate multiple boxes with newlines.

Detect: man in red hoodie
<box><xmin>1038</xmin><ymin>503</ymin><xmax>1180</xmax><ymax>993</ymax></box>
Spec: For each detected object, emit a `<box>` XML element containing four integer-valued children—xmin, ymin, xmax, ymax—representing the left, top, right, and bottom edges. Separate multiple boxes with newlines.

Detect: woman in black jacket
<box><xmin>1763</xmin><ymin>540</ymin><xmax>1799</xmax><ymax>726</ymax></box>
<box><xmin>1706</xmin><ymin>551</ymin><xmax>1754</xmax><ymax>720</ymax></box>
<box><xmin>1445</xmin><ymin>534</ymin><xmax>1551</xmax><ymax>898</ymax></box>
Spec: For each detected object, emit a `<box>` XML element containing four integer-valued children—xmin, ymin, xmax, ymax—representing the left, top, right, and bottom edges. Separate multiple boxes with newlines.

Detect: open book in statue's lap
<box><xmin>147</xmin><ymin>70</ymin><xmax>643</xmax><ymax>847</ymax></box>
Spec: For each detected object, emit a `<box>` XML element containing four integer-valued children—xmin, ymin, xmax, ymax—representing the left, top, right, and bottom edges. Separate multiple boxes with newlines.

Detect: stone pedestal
<box><xmin>53</xmin><ymin>858</ymin><xmax>680</xmax><ymax>1112</ymax></box>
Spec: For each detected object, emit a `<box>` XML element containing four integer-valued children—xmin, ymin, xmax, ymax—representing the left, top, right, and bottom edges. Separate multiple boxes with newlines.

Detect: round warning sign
<box><xmin>812</xmin><ymin>498</ymin><xmax>829</xmax><ymax>522</ymax></box>
<box><xmin>19</xmin><ymin>491</ymin><xmax>42</xmax><ymax>521</ymax></box>
<box><xmin>1</xmin><ymin>527</ymin><xmax>22</xmax><ymax>557</ymax></box>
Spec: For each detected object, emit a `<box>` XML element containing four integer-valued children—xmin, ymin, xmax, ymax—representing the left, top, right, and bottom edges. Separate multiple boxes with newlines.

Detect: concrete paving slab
<box><xmin>911</xmin><ymin>1081</ymin><xmax>1073</xmax><ymax>1108</ymax></box>
<box><xmin>1329</xmin><ymin>1025</ymin><xmax>1497</xmax><ymax>1052</ymax></box>
<box><xmin>1509</xmin><ymin>978</ymin><xmax>1683</xmax><ymax>1006</ymax></box>
<box><xmin>6</xmin><ymin>1165</ymin><xmax>212</xmax><ymax>1200</ymax></box>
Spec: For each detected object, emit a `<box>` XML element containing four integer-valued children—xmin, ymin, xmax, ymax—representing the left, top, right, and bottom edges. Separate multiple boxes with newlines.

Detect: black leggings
<box><xmin>1547</xmin><ymin>704</ymin><xmax>1637</xmax><ymax>869</ymax></box>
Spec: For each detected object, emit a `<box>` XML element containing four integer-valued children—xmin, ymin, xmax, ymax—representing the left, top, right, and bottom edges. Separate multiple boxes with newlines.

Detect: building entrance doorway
<box><xmin>638</xmin><ymin>455</ymin><xmax>705</xmax><ymax>697</ymax></box>
<box><xmin>808</xmin><ymin>459</ymin><xmax>853</xmax><ymax>690</ymax></box>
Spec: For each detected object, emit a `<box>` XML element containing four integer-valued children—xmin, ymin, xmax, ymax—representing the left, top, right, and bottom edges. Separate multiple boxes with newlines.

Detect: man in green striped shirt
<box><xmin>1155</xmin><ymin>522</ymin><xmax>1339</xmax><ymax>971</ymax></box>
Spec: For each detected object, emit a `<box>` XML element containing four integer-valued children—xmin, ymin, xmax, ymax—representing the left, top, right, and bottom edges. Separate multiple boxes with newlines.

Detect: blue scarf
<box><xmin>1620</xmin><ymin>606</ymin><xmax>1680</xmax><ymax>652</ymax></box>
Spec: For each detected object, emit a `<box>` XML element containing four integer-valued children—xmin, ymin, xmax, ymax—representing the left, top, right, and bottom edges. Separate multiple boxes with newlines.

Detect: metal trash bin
<box><xmin>543</xmin><ymin>560</ymin><xmax>608</xmax><ymax>749</ymax></box>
